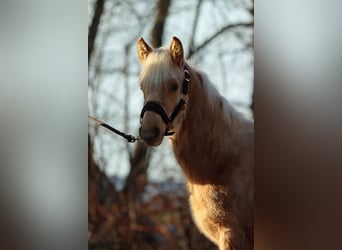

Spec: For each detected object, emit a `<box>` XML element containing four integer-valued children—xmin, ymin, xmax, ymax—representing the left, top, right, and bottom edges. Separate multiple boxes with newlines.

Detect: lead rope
<box><xmin>88</xmin><ymin>116</ymin><xmax>141</xmax><ymax>143</ymax></box>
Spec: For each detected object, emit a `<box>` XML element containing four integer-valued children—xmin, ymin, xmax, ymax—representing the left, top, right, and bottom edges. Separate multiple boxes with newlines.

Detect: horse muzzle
<box><xmin>139</xmin><ymin>125</ymin><xmax>163</xmax><ymax>146</ymax></box>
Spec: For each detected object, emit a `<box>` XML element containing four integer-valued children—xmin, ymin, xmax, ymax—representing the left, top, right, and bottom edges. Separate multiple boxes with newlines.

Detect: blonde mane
<box><xmin>192</xmin><ymin>66</ymin><xmax>246</xmax><ymax>126</ymax></box>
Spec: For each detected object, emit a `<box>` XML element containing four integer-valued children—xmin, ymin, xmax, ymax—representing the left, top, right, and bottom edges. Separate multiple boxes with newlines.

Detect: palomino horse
<box><xmin>137</xmin><ymin>36</ymin><xmax>254</xmax><ymax>250</ymax></box>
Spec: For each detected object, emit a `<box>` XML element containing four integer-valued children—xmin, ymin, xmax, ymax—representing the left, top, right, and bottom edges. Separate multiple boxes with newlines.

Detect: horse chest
<box><xmin>187</xmin><ymin>183</ymin><xmax>228</xmax><ymax>241</ymax></box>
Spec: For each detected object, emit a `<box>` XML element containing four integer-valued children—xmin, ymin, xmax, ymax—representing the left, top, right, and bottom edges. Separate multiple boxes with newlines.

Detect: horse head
<box><xmin>137</xmin><ymin>37</ymin><xmax>188</xmax><ymax>146</ymax></box>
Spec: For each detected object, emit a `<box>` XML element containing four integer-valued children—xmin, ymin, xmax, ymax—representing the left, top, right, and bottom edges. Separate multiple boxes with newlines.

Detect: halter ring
<box><xmin>184</xmin><ymin>69</ymin><xmax>190</xmax><ymax>82</ymax></box>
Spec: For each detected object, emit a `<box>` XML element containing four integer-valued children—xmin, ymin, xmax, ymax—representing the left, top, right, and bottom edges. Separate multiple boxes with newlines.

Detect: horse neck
<box><xmin>181</xmin><ymin>64</ymin><xmax>241</xmax><ymax>139</ymax></box>
<box><xmin>171</xmin><ymin>64</ymin><xmax>245</xmax><ymax>184</ymax></box>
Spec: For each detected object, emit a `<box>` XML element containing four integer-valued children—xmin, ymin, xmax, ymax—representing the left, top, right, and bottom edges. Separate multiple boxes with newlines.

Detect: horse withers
<box><xmin>137</xmin><ymin>36</ymin><xmax>254</xmax><ymax>250</ymax></box>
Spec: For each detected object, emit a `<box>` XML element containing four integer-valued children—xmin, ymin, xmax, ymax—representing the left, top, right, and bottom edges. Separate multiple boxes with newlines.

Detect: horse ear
<box><xmin>137</xmin><ymin>37</ymin><xmax>152</xmax><ymax>63</ymax></box>
<box><xmin>169</xmin><ymin>36</ymin><xmax>184</xmax><ymax>66</ymax></box>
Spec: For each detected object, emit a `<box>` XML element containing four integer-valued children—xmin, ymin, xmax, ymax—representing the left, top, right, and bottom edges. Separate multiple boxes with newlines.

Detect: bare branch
<box><xmin>188</xmin><ymin>0</ymin><xmax>203</xmax><ymax>53</ymax></box>
<box><xmin>187</xmin><ymin>22</ymin><xmax>253</xmax><ymax>58</ymax></box>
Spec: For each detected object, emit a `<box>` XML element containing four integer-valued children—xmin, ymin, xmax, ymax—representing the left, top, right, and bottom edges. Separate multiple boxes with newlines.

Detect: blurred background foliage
<box><xmin>88</xmin><ymin>0</ymin><xmax>253</xmax><ymax>249</ymax></box>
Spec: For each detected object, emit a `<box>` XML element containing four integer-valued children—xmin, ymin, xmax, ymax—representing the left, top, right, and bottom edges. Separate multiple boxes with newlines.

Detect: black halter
<box><xmin>140</xmin><ymin>68</ymin><xmax>190</xmax><ymax>136</ymax></box>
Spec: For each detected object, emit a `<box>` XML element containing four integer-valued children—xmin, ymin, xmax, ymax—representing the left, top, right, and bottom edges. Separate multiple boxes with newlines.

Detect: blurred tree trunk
<box><xmin>150</xmin><ymin>0</ymin><xmax>171</xmax><ymax>48</ymax></box>
<box><xmin>88</xmin><ymin>0</ymin><xmax>119</xmax><ymax>225</ymax></box>
<box><xmin>122</xmin><ymin>0</ymin><xmax>172</xmax><ymax>202</ymax></box>
<box><xmin>88</xmin><ymin>134</ymin><xmax>98</xmax><ymax>222</ymax></box>
<box><xmin>88</xmin><ymin>0</ymin><xmax>105</xmax><ymax>65</ymax></box>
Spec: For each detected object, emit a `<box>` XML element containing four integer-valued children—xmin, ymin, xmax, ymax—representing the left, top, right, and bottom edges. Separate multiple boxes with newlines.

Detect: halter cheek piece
<box><xmin>140</xmin><ymin>68</ymin><xmax>190</xmax><ymax>136</ymax></box>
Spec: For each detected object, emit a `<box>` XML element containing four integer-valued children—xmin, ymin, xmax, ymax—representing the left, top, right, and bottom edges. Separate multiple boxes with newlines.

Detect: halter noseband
<box><xmin>140</xmin><ymin>68</ymin><xmax>190</xmax><ymax>136</ymax></box>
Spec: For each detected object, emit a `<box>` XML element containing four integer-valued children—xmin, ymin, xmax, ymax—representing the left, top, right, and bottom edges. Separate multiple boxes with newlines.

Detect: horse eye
<box><xmin>170</xmin><ymin>83</ymin><xmax>178</xmax><ymax>92</ymax></box>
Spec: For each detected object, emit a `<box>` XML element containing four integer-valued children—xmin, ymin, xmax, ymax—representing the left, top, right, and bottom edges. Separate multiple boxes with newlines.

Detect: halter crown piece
<box><xmin>140</xmin><ymin>67</ymin><xmax>190</xmax><ymax>136</ymax></box>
